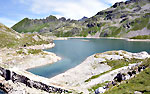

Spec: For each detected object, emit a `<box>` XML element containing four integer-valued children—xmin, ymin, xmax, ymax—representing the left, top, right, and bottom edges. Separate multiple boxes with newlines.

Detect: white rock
<box><xmin>132</xmin><ymin>51</ymin><xmax>150</xmax><ymax>59</ymax></box>
<box><xmin>94</xmin><ymin>58</ymin><xmax>106</xmax><ymax>63</ymax></box>
<box><xmin>0</xmin><ymin>57</ymin><xmax>2</xmax><ymax>63</ymax></box>
<box><xmin>105</xmin><ymin>55</ymin><xmax>124</xmax><ymax>60</ymax></box>
<box><xmin>98</xmin><ymin>87</ymin><xmax>106</xmax><ymax>93</ymax></box>
<box><xmin>134</xmin><ymin>91</ymin><xmax>142</xmax><ymax>94</ymax></box>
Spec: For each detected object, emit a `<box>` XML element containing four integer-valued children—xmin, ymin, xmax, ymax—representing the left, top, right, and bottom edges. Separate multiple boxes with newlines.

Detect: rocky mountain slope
<box><xmin>12</xmin><ymin>0</ymin><xmax>150</xmax><ymax>38</ymax></box>
<box><xmin>0</xmin><ymin>23</ymin><xmax>52</xmax><ymax>48</ymax></box>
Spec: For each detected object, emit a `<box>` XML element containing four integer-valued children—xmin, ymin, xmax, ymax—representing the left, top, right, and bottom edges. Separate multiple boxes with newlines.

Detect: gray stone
<box><xmin>134</xmin><ymin>91</ymin><xmax>142</xmax><ymax>94</ymax></box>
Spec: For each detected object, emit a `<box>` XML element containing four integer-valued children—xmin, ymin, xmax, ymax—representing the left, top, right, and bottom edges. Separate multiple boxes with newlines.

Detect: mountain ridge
<box><xmin>12</xmin><ymin>0</ymin><xmax>150</xmax><ymax>38</ymax></box>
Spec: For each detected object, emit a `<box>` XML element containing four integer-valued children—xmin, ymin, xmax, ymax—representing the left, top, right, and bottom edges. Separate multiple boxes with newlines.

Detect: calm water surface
<box><xmin>28</xmin><ymin>38</ymin><xmax>150</xmax><ymax>78</ymax></box>
<box><xmin>0</xmin><ymin>90</ymin><xmax>5</xmax><ymax>94</ymax></box>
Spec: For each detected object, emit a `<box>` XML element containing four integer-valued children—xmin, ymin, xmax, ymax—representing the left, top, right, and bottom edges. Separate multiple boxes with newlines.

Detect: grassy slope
<box><xmin>104</xmin><ymin>58</ymin><xmax>150</xmax><ymax>94</ymax></box>
<box><xmin>85</xmin><ymin>58</ymin><xmax>142</xmax><ymax>82</ymax></box>
<box><xmin>88</xmin><ymin>58</ymin><xmax>150</xmax><ymax>94</ymax></box>
<box><xmin>130</xmin><ymin>17</ymin><xmax>149</xmax><ymax>31</ymax></box>
<box><xmin>0</xmin><ymin>24</ymin><xmax>50</xmax><ymax>48</ymax></box>
<box><xmin>0</xmin><ymin>24</ymin><xmax>20</xmax><ymax>48</ymax></box>
<box><xmin>12</xmin><ymin>18</ymin><xmax>52</xmax><ymax>33</ymax></box>
<box><xmin>12</xmin><ymin>18</ymin><xmax>31</xmax><ymax>33</ymax></box>
<box><xmin>130</xmin><ymin>35</ymin><xmax>150</xmax><ymax>39</ymax></box>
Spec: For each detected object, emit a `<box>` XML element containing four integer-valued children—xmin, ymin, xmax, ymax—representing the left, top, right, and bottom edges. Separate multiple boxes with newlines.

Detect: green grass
<box><xmin>88</xmin><ymin>81</ymin><xmax>110</xmax><ymax>92</ymax></box>
<box><xmin>87</xmin><ymin>26</ymin><xmax>101</xmax><ymax>35</ymax></box>
<box><xmin>130</xmin><ymin>35</ymin><xmax>150</xmax><ymax>39</ymax></box>
<box><xmin>12</xmin><ymin>18</ymin><xmax>31</xmax><ymax>32</ymax></box>
<box><xmin>78</xmin><ymin>23</ymin><xmax>104</xmax><ymax>37</ymax></box>
<box><xmin>0</xmin><ymin>31</ymin><xmax>18</xmax><ymax>48</ymax></box>
<box><xmin>147</xmin><ymin>23</ymin><xmax>150</xmax><ymax>30</ymax></box>
<box><xmin>106</xmin><ymin>58</ymin><xmax>142</xmax><ymax>70</ymax></box>
<box><xmin>63</xmin><ymin>32</ymin><xmax>73</xmax><ymax>37</ymax></box>
<box><xmin>16</xmin><ymin>50</ymin><xmax>27</xmax><ymax>55</ymax></box>
<box><xmin>17</xmin><ymin>23</ymin><xmax>50</xmax><ymax>33</ymax></box>
<box><xmin>0</xmin><ymin>24</ymin><xmax>20</xmax><ymax>48</ymax></box>
<box><xmin>55</xmin><ymin>31</ymin><xmax>64</xmax><ymax>37</ymax></box>
<box><xmin>131</xmin><ymin>17</ymin><xmax>149</xmax><ymax>31</ymax></box>
<box><xmin>85</xmin><ymin>58</ymin><xmax>142</xmax><ymax>82</ymax></box>
<box><xmin>55</xmin><ymin>31</ymin><xmax>74</xmax><ymax>37</ymax></box>
<box><xmin>100</xmin><ymin>26</ymin><xmax>123</xmax><ymax>37</ymax></box>
<box><xmin>79</xmin><ymin>29</ymin><xmax>89</xmax><ymax>37</ymax></box>
<box><xmin>140</xmin><ymin>58</ymin><xmax>150</xmax><ymax>67</ymax></box>
<box><xmin>109</xmin><ymin>27</ymin><xmax>121</xmax><ymax>37</ymax></box>
<box><xmin>28</xmin><ymin>49</ymin><xmax>42</xmax><ymax>54</ymax></box>
<box><xmin>104</xmin><ymin>58</ymin><xmax>150</xmax><ymax>94</ymax></box>
<box><xmin>85</xmin><ymin>70</ymin><xmax>112</xmax><ymax>82</ymax></box>
<box><xmin>12</xmin><ymin>18</ymin><xmax>58</xmax><ymax>33</ymax></box>
<box><xmin>16</xmin><ymin>49</ymin><xmax>42</xmax><ymax>55</ymax></box>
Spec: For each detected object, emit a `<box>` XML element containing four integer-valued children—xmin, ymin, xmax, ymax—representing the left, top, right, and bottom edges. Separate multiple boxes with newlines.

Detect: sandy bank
<box><xmin>15</xmin><ymin>51</ymin><xmax>61</xmax><ymax>70</ymax></box>
<box><xmin>24</xmin><ymin>43</ymin><xmax>55</xmax><ymax>49</ymax></box>
<box><xmin>126</xmin><ymin>39</ymin><xmax>150</xmax><ymax>42</ymax></box>
<box><xmin>53</xmin><ymin>37</ymin><xmax>68</xmax><ymax>40</ymax></box>
<box><xmin>0</xmin><ymin>43</ymin><xmax>61</xmax><ymax>70</ymax></box>
<box><xmin>68</xmin><ymin>36</ymin><xmax>150</xmax><ymax>42</ymax></box>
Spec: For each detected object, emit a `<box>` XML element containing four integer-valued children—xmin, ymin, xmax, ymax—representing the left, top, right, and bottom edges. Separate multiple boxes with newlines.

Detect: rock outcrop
<box><xmin>0</xmin><ymin>67</ymin><xmax>69</xmax><ymax>93</ymax></box>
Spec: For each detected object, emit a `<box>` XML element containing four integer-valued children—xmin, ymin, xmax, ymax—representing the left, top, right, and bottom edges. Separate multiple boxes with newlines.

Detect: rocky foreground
<box><xmin>0</xmin><ymin>50</ymin><xmax>150</xmax><ymax>94</ymax></box>
<box><xmin>0</xmin><ymin>43</ymin><xmax>71</xmax><ymax>94</ymax></box>
<box><xmin>49</xmin><ymin>50</ymin><xmax>150</xmax><ymax>93</ymax></box>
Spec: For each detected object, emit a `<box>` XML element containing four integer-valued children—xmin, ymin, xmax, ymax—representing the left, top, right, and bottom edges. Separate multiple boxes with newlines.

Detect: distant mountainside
<box><xmin>0</xmin><ymin>23</ymin><xmax>51</xmax><ymax>48</ymax></box>
<box><xmin>12</xmin><ymin>0</ymin><xmax>150</xmax><ymax>38</ymax></box>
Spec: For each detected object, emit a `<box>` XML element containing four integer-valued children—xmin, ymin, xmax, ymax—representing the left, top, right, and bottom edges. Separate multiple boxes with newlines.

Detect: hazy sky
<box><xmin>0</xmin><ymin>0</ymin><xmax>126</xmax><ymax>27</ymax></box>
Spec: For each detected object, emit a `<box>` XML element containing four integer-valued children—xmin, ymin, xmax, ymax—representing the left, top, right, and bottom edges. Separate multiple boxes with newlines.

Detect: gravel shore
<box><xmin>49</xmin><ymin>50</ymin><xmax>150</xmax><ymax>93</ymax></box>
<box><xmin>0</xmin><ymin>43</ymin><xmax>61</xmax><ymax>70</ymax></box>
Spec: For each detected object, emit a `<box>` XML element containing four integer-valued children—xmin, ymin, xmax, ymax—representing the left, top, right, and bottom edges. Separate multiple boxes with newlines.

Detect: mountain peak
<box><xmin>78</xmin><ymin>16</ymin><xmax>88</xmax><ymax>21</ymax></box>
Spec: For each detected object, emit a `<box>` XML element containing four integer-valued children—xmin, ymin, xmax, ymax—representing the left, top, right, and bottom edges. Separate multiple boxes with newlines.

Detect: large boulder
<box><xmin>112</xmin><ymin>2</ymin><xmax>124</xmax><ymax>8</ymax></box>
<box><xmin>59</xmin><ymin>17</ymin><xmax>66</xmax><ymax>22</ymax></box>
<box><xmin>95</xmin><ymin>87</ymin><xmax>106</xmax><ymax>94</ymax></box>
<box><xmin>96</xmin><ymin>11</ymin><xmax>104</xmax><ymax>15</ymax></box>
<box><xmin>86</xmin><ymin>23</ymin><xmax>96</xmax><ymax>28</ymax></box>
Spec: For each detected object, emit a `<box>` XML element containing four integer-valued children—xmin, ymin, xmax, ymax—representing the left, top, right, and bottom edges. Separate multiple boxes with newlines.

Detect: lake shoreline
<box><xmin>23</xmin><ymin>43</ymin><xmax>55</xmax><ymax>49</ymax></box>
<box><xmin>0</xmin><ymin>43</ymin><xmax>61</xmax><ymax>70</ymax></box>
<box><xmin>49</xmin><ymin>50</ymin><xmax>150</xmax><ymax>93</ymax></box>
<box><xmin>55</xmin><ymin>36</ymin><xmax>150</xmax><ymax>42</ymax></box>
<box><xmin>0</xmin><ymin>43</ymin><xmax>66</xmax><ymax>94</ymax></box>
<box><xmin>11</xmin><ymin>37</ymin><xmax>150</xmax><ymax>70</ymax></box>
<box><xmin>1</xmin><ymin>38</ymin><xmax>150</xmax><ymax>93</ymax></box>
<box><xmin>1</xmin><ymin>49</ymin><xmax>150</xmax><ymax>93</ymax></box>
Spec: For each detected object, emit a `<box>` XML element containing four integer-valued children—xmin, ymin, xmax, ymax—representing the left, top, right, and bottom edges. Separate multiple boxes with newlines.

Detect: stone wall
<box><xmin>0</xmin><ymin>67</ymin><xmax>69</xmax><ymax>93</ymax></box>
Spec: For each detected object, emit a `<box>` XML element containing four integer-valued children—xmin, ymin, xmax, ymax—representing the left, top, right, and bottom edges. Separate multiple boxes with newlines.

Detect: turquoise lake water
<box><xmin>0</xmin><ymin>90</ymin><xmax>5</xmax><ymax>94</ymax></box>
<box><xmin>28</xmin><ymin>38</ymin><xmax>150</xmax><ymax>78</ymax></box>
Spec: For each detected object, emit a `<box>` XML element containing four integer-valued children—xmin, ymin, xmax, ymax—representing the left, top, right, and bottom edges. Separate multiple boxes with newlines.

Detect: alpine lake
<box><xmin>28</xmin><ymin>38</ymin><xmax>150</xmax><ymax>78</ymax></box>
